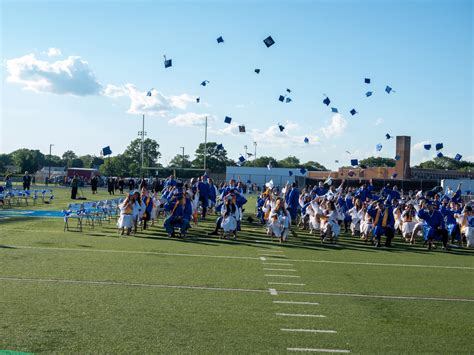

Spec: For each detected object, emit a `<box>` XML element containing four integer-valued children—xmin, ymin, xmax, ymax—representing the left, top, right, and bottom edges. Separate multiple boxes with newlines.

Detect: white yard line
<box><xmin>273</xmin><ymin>301</ymin><xmax>319</xmax><ymax>305</ymax></box>
<box><xmin>269</xmin><ymin>288</ymin><xmax>278</xmax><ymax>296</ymax></box>
<box><xmin>3</xmin><ymin>245</ymin><xmax>473</xmax><ymax>270</ymax></box>
<box><xmin>287</xmin><ymin>348</ymin><xmax>350</xmax><ymax>353</ymax></box>
<box><xmin>265</xmin><ymin>274</ymin><xmax>301</xmax><ymax>278</ymax></box>
<box><xmin>260</xmin><ymin>257</ymin><xmax>267</xmax><ymax>261</ymax></box>
<box><xmin>262</xmin><ymin>262</ymin><xmax>294</xmax><ymax>266</ymax></box>
<box><xmin>259</xmin><ymin>254</ymin><xmax>288</xmax><ymax>257</ymax></box>
<box><xmin>2</xmin><ymin>276</ymin><xmax>473</xmax><ymax>302</ymax></box>
<box><xmin>276</xmin><ymin>313</ymin><xmax>326</xmax><ymax>318</ymax></box>
<box><xmin>281</xmin><ymin>329</ymin><xmax>335</xmax><ymax>333</ymax></box>
<box><xmin>268</xmin><ymin>282</ymin><xmax>306</xmax><ymax>286</ymax></box>
<box><xmin>263</xmin><ymin>268</ymin><xmax>297</xmax><ymax>272</ymax></box>
<box><xmin>258</xmin><ymin>250</ymin><xmax>283</xmax><ymax>253</ymax></box>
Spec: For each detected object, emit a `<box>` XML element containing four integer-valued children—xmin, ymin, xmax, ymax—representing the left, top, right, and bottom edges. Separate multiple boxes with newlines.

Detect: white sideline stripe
<box><xmin>262</xmin><ymin>262</ymin><xmax>294</xmax><ymax>266</ymax></box>
<box><xmin>268</xmin><ymin>282</ymin><xmax>306</xmax><ymax>286</ymax></box>
<box><xmin>281</xmin><ymin>329</ymin><xmax>335</xmax><ymax>333</ymax></box>
<box><xmin>259</xmin><ymin>254</ymin><xmax>287</xmax><ymax>257</ymax></box>
<box><xmin>287</xmin><ymin>348</ymin><xmax>350</xmax><ymax>353</ymax></box>
<box><xmin>263</xmin><ymin>268</ymin><xmax>297</xmax><ymax>272</ymax></box>
<box><xmin>1</xmin><ymin>277</ymin><xmax>473</xmax><ymax>302</ymax></box>
<box><xmin>273</xmin><ymin>301</ymin><xmax>319</xmax><ymax>305</ymax></box>
<box><xmin>276</xmin><ymin>313</ymin><xmax>326</xmax><ymax>318</ymax></box>
<box><xmin>258</xmin><ymin>250</ymin><xmax>283</xmax><ymax>253</ymax></box>
<box><xmin>265</xmin><ymin>274</ymin><xmax>301</xmax><ymax>278</ymax></box>
<box><xmin>269</xmin><ymin>288</ymin><xmax>278</xmax><ymax>296</ymax></box>
<box><xmin>5</xmin><ymin>245</ymin><xmax>472</xmax><ymax>270</ymax></box>
<box><xmin>260</xmin><ymin>257</ymin><xmax>267</xmax><ymax>261</ymax></box>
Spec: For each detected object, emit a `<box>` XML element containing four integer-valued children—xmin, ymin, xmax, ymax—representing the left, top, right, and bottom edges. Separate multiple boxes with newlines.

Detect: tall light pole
<box><xmin>253</xmin><ymin>141</ymin><xmax>257</xmax><ymax>167</ymax></box>
<box><xmin>138</xmin><ymin>114</ymin><xmax>147</xmax><ymax>173</ymax></box>
<box><xmin>180</xmin><ymin>146</ymin><xmax>185</xmax><ymax>169</ymax></box>
<box><xmin>203</xmin><ymin>116</ymin><xmax>208</xmax><ymax>172</ymax></box>
<box><xmin>48</xmin><ymin>144</ymin><xmax>54</xmax><ymax>183</ymax></box>
<box><xmin>244</xmin><ymin>145</ymin><xmax>248</xmax><ymax>158</ymax></box>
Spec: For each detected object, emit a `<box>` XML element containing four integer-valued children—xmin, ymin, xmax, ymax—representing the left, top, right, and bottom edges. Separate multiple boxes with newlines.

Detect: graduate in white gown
<box><xmin>347</xmin><ymin>198</ymin><xmax>364</xmax><ymax>236</ymax></box>
<box><xmin>401</xmin><ymin>203</ymin><xmax>417</xmax><ymax>241</ymax></box>
<box><xmin>268</xmin><ymin>197</ymin><xmax>291</xmax><ymax>242</ymax></box>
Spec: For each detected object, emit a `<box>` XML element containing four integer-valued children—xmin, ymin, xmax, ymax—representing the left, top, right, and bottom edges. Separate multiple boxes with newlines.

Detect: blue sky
<box><xmin>1</xmin><ymin>0</ymin><xmax>472</xmax><ymax>169</ymax></box>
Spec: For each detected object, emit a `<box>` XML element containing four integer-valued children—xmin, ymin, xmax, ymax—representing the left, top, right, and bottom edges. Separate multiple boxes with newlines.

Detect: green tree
<box><xmin>168</xmin><ymin>154</ymin><xmax>192</xmax><ymax>168</ymax></box>
<box><xmin>79</xmin><ymin>155</ymin><xmax>105</xmax><ymax>169</ymax></box>
<box><xmin>251</xmin><ymin>156</ymin><xmax>279</xmax><ymax>168</ymax></box>
<box><xmin>302</xmin><ymin>161</ymin><xmax>328</xmax><ymax>171</ymax></box>
<box><xmin>71</xmin><ymin>158</ymin><xmax>84</xmax><ymax>168</ymax></box>
<box><xmin>416</xmin><ymin>156</ymin><xmax>474</xmax><ymax>171</ymax></box>
<box><xmin>0</xmin><ymin>154</ymin><xmax>12</xmax><ymax>173</ymax></box>
<box><xmin>124</xmin><ymin>138</ymin><xmax>161</xmax><ymax>170</ymax></box>
<box><xmin>359</xmin><ymin>156</ymin><xmax>396</xmax><ymax>168</ymax></box>
<box><xmin>44</xmin><ymin>155</ymin><xmax>63</xmax><ymax>168</ymax></box>
<box><xmin>192</xmin><ymin>142</ymin><xmax>231</xmax><ymax>173</ymax></box>
<box><xmin>278</xmin><ymin>156</ymin><xmax>301</xmax><ymax>168</ymax></box>
<box><xmin>11</xmin><ymin>149</ymin><xmax>45</xmax><ymax>173</ymax></box>
<box><xmin>100</xmin><ymin>154</ymin><xmax>135</xmax><ymax>176</ymax></box>
<box><xmin>62</xmin><ymin>150</ymin><xmax>78</xmax><ymax>167</ymax></box>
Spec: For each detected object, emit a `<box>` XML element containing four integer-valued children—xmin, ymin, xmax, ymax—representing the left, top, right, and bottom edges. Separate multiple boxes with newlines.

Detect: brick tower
<box><xmin>395</xmin><ymin>136</ymin><xmax>411</xmax><ymax>179</ymax></box>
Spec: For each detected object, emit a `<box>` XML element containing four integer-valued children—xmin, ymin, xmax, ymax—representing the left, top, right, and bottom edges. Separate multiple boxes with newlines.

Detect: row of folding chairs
<box><xmin>0</xmin><ymin>189</ymin><xmax>54</xmax><ymax>208</ymax></box>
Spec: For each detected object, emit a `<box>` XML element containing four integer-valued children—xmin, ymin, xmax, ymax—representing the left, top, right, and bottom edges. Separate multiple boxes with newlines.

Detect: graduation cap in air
<box><xmin>304</xmin><ymin>137</ymin><xmax>309</xmax><ymax>144</ymax></box>
<box><xmin>255</xmin><ymin>69</ymin><xmax>260</xmax><ymax>74</ymax></box>
<box><xmin>365</xmin><ymin>78</ymin><xmax>371</xmax><ymax>84</ymax></box>
<box><xmin>286</xmin><ymin>88</ymin><xmax>292</xmax><ymax>93</ymax></box>
<box><xmin>278</xmin><ymin>95</ymin><xmax>285</xmax><ymax>102</ymax></box>
<box><xmin>365</xmin><ymin>91</ymin><xmax>373</xmax><ymax>97</ymax></box>
<box><xmin>437</xmin><ymin>152</ymin><xmax>444</xmax><ymax>158</ymax></box>
<box><xmin>196</xmin><ymin>97</ymin><xmax>200</xmax><ymax>103</ymax></box>
<box><xmin>331</xmin><ymin>107</ymin><xmax>338</xmax><ymax>113</ymax></box>
<box><xmin>239</xmin><ymin>125</ymin><xmax>246</xmax><ymax>133</ymax></box>
<box><xmin>435</xmin><ymin>143</ymin><xmax>443</xmax><ymax>150</ymax></box>
<box><xmin>454</xmin><ymin>154</ymin><xmax>462</xmax><ymax>161</ymax></box>
<box><xmin>376</xmin><ymin>144</ymin><xmax>383</xmax><ymax>152</ymax></box>
<box><xmin>351</xmin><ymin>159</ymin><xmax>358</xmax><ymax>166</ymax></box>
<box><xmin>163</xmin><ymin>55</ymin><xmax>172</xmax><ymax>68</ymax></box>
<box><xmin>391</xmin><ymin>173</ymin><xmax>398</xmax><ymax>179</ymax></box>
<box><xmin>278</xmin><ymin>124</ymin><xmax>285</xmax><ymax>132</ymax></box>
<box><xmin>350</xmin><ymin>109</ymin><xmax>358</xmax><ymax>116</ymax></box>
<box><xmin>238</xmin><ymin>155</ymin><xmax>246</xmax><ymax>163</ymax></box>
<box><xmin>246</xmin><ymin>216</ymin><xmax>254</xmax><ymax>223</ymax></box>
<box><xmin>289</xmin><ymin>171</ymin><xmax>294</xmax><ymax>176</ymax></box>
<box><xmin>300</xmin><ymin>167</ymin><xmax>307</xmax><ymax>175</ymax></box>
<box><xmin>346</xmin><ymin>150</ymin><xmax>351</xmax><ymax>154</ymax></box>
<box><xmin>386</xmin><ymin>133</ymin><xmax>393</xmax><ymax>140</ymax></box>
<box><xmin>217</xmin><ymin>36</ymin><xmax>224</xmax><ymax>43</ymax></box>
<box><xmin>224</xmin><ymin>116</ymin><xmax>232</xmax><ymax>124</ymax></box>
<box><xmin>285</xmin><ymin>97</ymin><xmax>292</xmax><ymax>103</ymax></box>
<box><xmin>335</xmin><ymin>160</ymin><xmax>339</xmax><ymax>163</ymax></box>
<box><xmin>146</xmin><ymin>90</ymin><xmax>152</xmax><ymax>97</ymax></box>
<box><xmin>246</xmin><ymin>152</ymin><xmax>253</xmax><ymax>157</ymax></box>
<box><xmin>424</xmin><ymin>144</ymin><xmax>432</xmax><ymax>150</ymax></box>
<box><xmin>323</xmin><ymin>97</ymin><xmax>331</xmax><ymax>106</ymax></box>
<box><xmin>101</xmin><ymin>146</ymin><xmax>112</xmax><ymax>156</ymax></box>
<box><xmin>201</xmin><ymin>80</ymin><xmax>210</xmax><ymax>87</ymax></box>
<box><xmin>385</xmin><ymin>85</ymin><xmax>393</xmax><ymax>94</ymax></box>
<box><xmin>263</xmin><ymin>36</ymin><xmax>275</xmax><ymax>48</ymax></box>
<box><xmin>394</xmin><ymin>155</ymin><xmax>401</xmax><ymax>161</ymax></box>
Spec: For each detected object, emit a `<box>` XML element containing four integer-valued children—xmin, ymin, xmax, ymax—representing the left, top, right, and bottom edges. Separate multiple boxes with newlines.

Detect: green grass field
<box><xmin>1</xmin><ymin>186</ymin><xmax>473</xmax><ymax>354</ymax></box>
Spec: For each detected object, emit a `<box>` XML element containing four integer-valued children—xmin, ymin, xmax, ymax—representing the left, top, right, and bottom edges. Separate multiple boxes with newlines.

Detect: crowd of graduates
<box><xmin>114</xmin><ymin>174</ymin><xmax>474</xmax><ymax>250</ymax></box>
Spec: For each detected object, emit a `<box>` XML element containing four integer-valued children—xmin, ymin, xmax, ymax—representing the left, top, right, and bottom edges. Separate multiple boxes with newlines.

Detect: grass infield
<box><xmin>1</xmin><ymin>186</ymin><xmax>473</xmax><ymax>353</ymax></box>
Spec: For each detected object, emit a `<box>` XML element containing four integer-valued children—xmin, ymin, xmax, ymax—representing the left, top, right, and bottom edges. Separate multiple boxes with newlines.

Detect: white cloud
<box><xmin>104</xmin><ymin>85</ymin><xmax>196</xmax><ymax>116</ymax></box>
<box><xmin>210</xmin><ymin>123</ymin><xmax>242</xmax><ymax>136</ymax></box>
<box><xmin>47</xmin><ymin>47</ymin><xmax>62</xmax><ymax>57</ymax></box>
<box><xmin>168</xmin><ymin>113</ymin><xmax>216</xmax><ymax>127</ymax></box>
<box><xmin>412</xmin><ymin>140</ymin><xmax>431</xmax><ymax>152</ymax></box>
<box><xmin>320</xmin><ymin>114</ymin><xmax>348</xmax><ymax>138</ymax></box>
<box><xmin>374</xmin><ymin>118</ymin><xmax>384</xmax><ymax>126</ymax></box>
<box><xmin>6</xmin><ymin>53</ymin><xmax>102</xmax><ymax>96</ymax></box>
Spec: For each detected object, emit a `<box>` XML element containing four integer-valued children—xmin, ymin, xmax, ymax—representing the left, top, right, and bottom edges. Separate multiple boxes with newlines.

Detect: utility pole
<box><xmin>203</xmin><ymin>116</ymin><xmax>208</xmax><ymax>172</ymax></box>
<box><xmin>180</xmin><ymin>146</ymin><xmax>185</xmax><ymax>169</ymax></box>
<box><xmin>253</xmin><ymin>141</ymin><xmax>257</xmax><ymax>167</ymax></box>
<box><xmin>244</xmin><ymin>145</ymin><xmax>248</xmax><ymax>158</ymax></box>
<box><xmin>48</xmin><ymin>144</ymin><xmax>54</xmax><ymax>183</ymax></box>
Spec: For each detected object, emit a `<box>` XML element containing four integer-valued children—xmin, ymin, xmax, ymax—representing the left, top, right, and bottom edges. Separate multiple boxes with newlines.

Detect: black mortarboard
<box><xmin>278</xmin><ymin>124</ymin><xmax>285</xmax><ymax>132</ymax></box>
<box><xmin>391</xmin><ymin>173</ymin><xmax>398</xmax><ymax>179</ymax></box>
<box><xmin>454</xmin><ymin>154</ymin><xmax>462</xmax><ymax>161</ymax></box>
<box><xmin>435</xmin><ymin>143</ymin><xmax>443</xmax><ymax>150</ymax></box>
<box><xmin>331</xmin><ymin>107</ymin><xmax>338</xmax><ymax>113</ymax></box>
<box><xmin>323</xmin><ymin>97</ymin><xmax>331</xmax><ymax>106</ymax></box>
<box><xmin>279</xmin><ymin>95</ymin><xmax>285</xmax><ymax>102</ymax></box>
<box><xmin>385</xmin><ymin>85</ymin><xmax>393</xmax><ymax>94</ymax></box>
<box><xmin>376</xmin><ymin>144</ymin><xmax>382</xmax><ymax>151</ymax></box>
<box><xmin>366</xmin><ymin>91</ymin><xmax>373</xmax><ymax>97</ymax></box>
<box><xmin>424</xmin><ymin>144</ymin><xmax>432</xmax><ymax>150</ymax></box>
<box><xmin>217</xmin><ymin>144</ymin><xmax>224</xmax><ymax>150</ymax></box>
<box><xmin>286</xmin><ymin>88</ymin><xmax>291</xmax><ymax>93</ymax></box>
<box><xmin>350</xmin><ymin>109</ymin><xmax>357</xmax><ymax>116</ymax></box>
<box><xmin>335</xmin><ymin>160</ymin><xmax>339</xmax><ymax>163</ymax></box>
<box><xmin>163</xmin><ymin>55</ymin><xmax>172</xmax><ymax>68</ymax></box>
<box><xmin>224</xmin><ymin>116</ymin><xmax>232</xmax><ymax>124</ymax></box>
<box><xmin>351</xmin><ymin>159</ymin><xmax>358</xmax><ymax>166</ymax></box>
<box><xmin>101</xmin><ymin>146</ymin><xmax>112</xmax><ymax>156</ymax></box>
<box><xmin>386</xmin><ymin>133</ymin><xmax>392</xmax><ymax>139</ymax></box>
<box><xmin>239</xmin><ymin>125</ymin><xmax>246</xmax><ymax>133</ymax></box>
<box><xmin>394</xmin><ymin>155</ymin><xmax>401</xmax><ymax>161</ymax></box>
<box><xmin>286</xmin><ymin>97</ymin><xmax>292</xmax><ymax>103</ymax></box>
<box><xmin>304</xmin><ymin>137</ymin><xmax>309</xmax><ymax>144</ymax></box>
<box><xmin>263</xmin><ymin>36</ymin><xmax>275</xmax><ymax>48</ymax></box>
<box><xmin>255</xmin><ymin>69</ymin><xmax>260</xmax><ymax>74</ymax></box>
<box><xmin>238</xmin><ymin>155</ymin><xmax>245</xmax><ymax>163</ymax></box>
<box><xmin>201</xmin><ymin>80</ymin><xmax>210</xmax><ymax>86</ymax></box>
<box><xmin>365</xmin><ymin>78</ymin><xmax>371</xmax><ymax>84</ymax></box>
<box><xmin>300</xmin><ymin>167</ymin><xmax>307</xmax><ymax>175</ymax></box>
<box><xmin>437</xmin><ymin>152</ymin><xmax>443</xmax><ymax>158</ymax></box>
<box><xmin>147</xmin><ymin>90</ymin><xmax>152</xmax><ymax>97</ymax></box>
<box><xmin>217</xmin><ymin>36</ymin><xmax>224</xmax><ymax>43</ymax></box>
<box><xmin>196</xmin><ymin>97</ymin><xmax>200</xmax><ymax>103</ymax></box>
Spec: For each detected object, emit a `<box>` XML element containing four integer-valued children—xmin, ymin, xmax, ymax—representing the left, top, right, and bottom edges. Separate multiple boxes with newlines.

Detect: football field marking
<box><xmin>273</xmin><ymin>301</ymin><xmax>319</xmax><ymax>305</ymax></box>
<box><xmin>269</xmin><ymin>288</ymin><xmax>278</xmax><ymax>296</ymax></box>
<box><xmin>260</xmin><ymin>257</ymin><xmax>267</xmax><ymax>261</ymax></box>
<box><xmin>281</xmin><ymin>329</ymin><xmax>336</xmax><ymax>333</ymax></box>
<box><xmin>268</xmin><ymin>282</ymin><xmax>306</xmax><ymax>286</ymax></box>
<box><xmin>1</xmin><ymin>277</ymin><xmax>473</xmax><ymax>302</ymax></box>
<box><xmin>263</xmin><ymin>268</ymin><xmax>297</xmax><ymax>272</ymax></box>
<box><xmin>287</xmin><ymin>348</ymin><xmax>350</xmax><ymax>353</ymax></box>
<box><xmin>262</xmin><ymin>262</ymin><xmax>294</xmax><ymax>266</ymax></box>
<box><xmin>265</xmin><ymin>274</ymin><xmax>301</xmax><ymax>278</ymax></box>
<box><xmin>3</xmin><ymin>245</ymin><xmax>473</xmax><ymax>270</ymax></box>
<box><xmin>276</xmin><ymin>313</ymin><xmax>326</xmax><ymax>318</ymax></box>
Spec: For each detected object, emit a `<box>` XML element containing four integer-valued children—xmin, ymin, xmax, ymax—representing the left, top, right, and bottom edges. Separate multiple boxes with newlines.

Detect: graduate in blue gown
<box><xmin>197</xmin><ymin>175</ymin><xmax>210</xmax><ymax>219</ymax></box>
<box><xmin>285</xmin><ymin>182</ymin><xmax>300</xmax><ymax>223</ymax></box>
<box><xmin>163</xmin><ymin>191</ymin><xmax>193</xmax><ymax>238</ymax></box>
<box><xmin>367</xmin><ymin>199</ymin><xmax>395</xmax><ymax>247</ymax></box>
<box><xmin>417</xmin><ymin>202</ymin><xmax>449</xmax><ymax>250</ymax></box>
